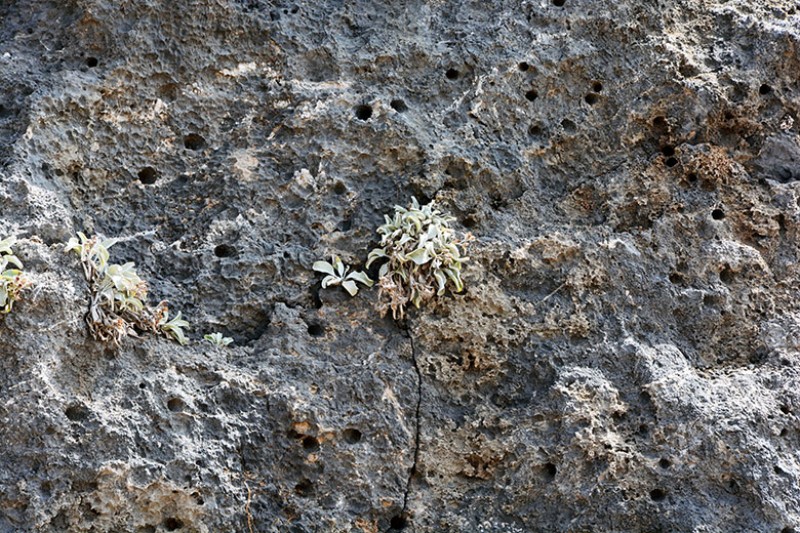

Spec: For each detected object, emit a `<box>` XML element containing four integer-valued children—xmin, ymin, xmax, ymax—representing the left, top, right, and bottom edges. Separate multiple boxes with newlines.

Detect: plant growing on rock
<box><xmin>204</xmin><ymin>332</ymin><xmax>233</xmax><ymax>347</ymax></box>
<box><xmin>313</xmin><ymin>255</ymin><xmax>373</xmax><ymax>296</ymax></box>
<box><xmin>0</xmin><ymin>236</ymin><xmax>31</xmax><ymax>314</ymax></box>
<box><xmin>366</xmin><ymin>197</ymin><xmax>470</xmax><ymax>319</ymax></box>
<box><xmin>157</xmin><ymin>307</ymin><xmax>190</xmax><ymax>345</ymax></box>
<box><xmin>65</xmin><ymin>233</ymin><xmax>190</xmax><ymax>345</ymax></box>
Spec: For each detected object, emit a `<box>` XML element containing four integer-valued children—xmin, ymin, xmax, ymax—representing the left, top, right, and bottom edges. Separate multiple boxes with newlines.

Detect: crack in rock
<box><xmin>390</xmin><ymin>325</ymin><xmax>423</xmax><ymax>532</ymax></box>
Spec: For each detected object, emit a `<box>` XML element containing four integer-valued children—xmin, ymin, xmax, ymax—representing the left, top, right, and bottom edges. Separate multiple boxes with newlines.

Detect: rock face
<box><xmin>1</xmin><ymin>0</ymin><xmax>800</xmax><ymax>531</ymax></box>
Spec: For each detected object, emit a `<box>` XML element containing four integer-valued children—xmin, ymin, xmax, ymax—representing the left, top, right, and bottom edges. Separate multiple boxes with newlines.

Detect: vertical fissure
<box><xmin>389</xmin><ymin>322</ymin><xmax>423</xmax><ymax>531</ymax></box>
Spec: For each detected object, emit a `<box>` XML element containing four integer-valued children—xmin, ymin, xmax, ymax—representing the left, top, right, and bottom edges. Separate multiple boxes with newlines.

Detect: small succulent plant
<box><xmin>313</xmin><ymin>255</ymin><xmax>373</xmax><ymax>296</ymax></box>
<box><xmin>0</xmin><ymin>236</ymin><xmax>30</xmax><ymax>314</ymax></box>
<box><xmin>66</xmin><ymin>233</ymin><xmax>190</xmax><ymax>346</ymax></box>
<box><xmin>157</xmin><ymin>308</ymin><xmax>190</xmax><ymax>346</ymax></box>
<box><xmin>366</xmin><ymin>197</ymin><xmax>470</xmax><ymax>319</ymax></box>
<box><xmin>204</xmin><ymin>332</ymin><xmax>233</xmax><ymax>347</ymax></box>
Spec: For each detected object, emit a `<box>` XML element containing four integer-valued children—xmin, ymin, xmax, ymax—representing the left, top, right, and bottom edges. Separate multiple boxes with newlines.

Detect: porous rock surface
<box><xmin>1</xmin><ymin>0</ymin><xmax>800</xmax><ymax>531</ymax></box>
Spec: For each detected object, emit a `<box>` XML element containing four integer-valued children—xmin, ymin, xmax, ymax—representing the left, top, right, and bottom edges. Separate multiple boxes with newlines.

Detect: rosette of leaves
<box><xmin>204</xmin><ymin>332</ymin><xmax>233</xmax><ymax>347</ymax></box>
<box><xmin>156</xmin><ymin>306</ymin><xmax>190</xmax><ymax>346</ymax></box>
<box><xmin>366</xmin><ymin>197</ymin><xmax>469</xmax><ymax>319</ymax></box>
<box><xmin>65</xmin><ymin>233</ymin><xmax>190</xmax><ymax>345</ymax></box>
<box><xmin>313</xmin><ymin>255</ymin><xmax>373</xmax><ymax>296</ymax></box>
<box><xmin>0</xmin><ymin>236</ymin><xmax>30</xmax><ymax>314</ymax></box>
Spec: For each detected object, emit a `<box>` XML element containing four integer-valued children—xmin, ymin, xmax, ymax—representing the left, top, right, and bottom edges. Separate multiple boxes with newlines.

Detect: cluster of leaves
<box><xmin>312</xmin><ymin>255</ymin><xmax>373</xmax><ymax>296</ymax></box>
<box><xmin>65</xmin><ymin>233</ymin><xmax>190</xmax><ymax>346</ymax></box>
<box><xmin>204</xmin><ymin>332</ymin><xmax>233</xmax><ymax>347</ymax></box>
<box><xmin>314</xmin><ymin>198</ymin><xmax>470</xmax><ymax>319</ymax></box>
<box><xmin>0</xmin><ymin>237</ymin><xmax>30</xmax><ymax>314</ymax></box>
<box><xmin>367</xmin><ymin>198</ymin><xmax>469</xmax><ymax>318</ymax></box>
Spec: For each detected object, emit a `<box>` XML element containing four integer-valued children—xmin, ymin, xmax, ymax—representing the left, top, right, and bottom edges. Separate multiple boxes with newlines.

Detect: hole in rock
<box><xmin>333</xmin><ymin>181</ymin><xmax>347</xmax><ymax>194</ymax></box>
<box><xmin>669</xmin><ymin>272</ymin><xmax>683</xmax><ymax>284</ymax></box>
<box><xmin>544</xmin><ymin>462</ymin><xmax>557</xmax><ymax>480</ymax></box>
<box><xmin>781</xmin><ymin>404</ymin><xmax>791</xmax><ymax>414</ymax></box>
<box><xmin>525</xmin><ymin>89</ymin><xmax>538</xmax><ymax>102</ymax></box>
<box><xmin>162</xmin><ymin>517</ymin><xmax>183</xmax><ymax>531</ymax></box>
<box><xmin>343</xmin><ymin>428</ymin><xmax>362</xmax><ymax>444</ymax></box>
<box><xmin>592</xmin><ymin>81</ymin><xmax>603</xmax><ymax>92</ymax></box>
<box><xmin>584</xmin><ymin>93</ymin><xmax>599</xmax><ymax>105</ymax></box>
<box><xmin>354</xmin><ymin>104</ymin><xmax>372</xmax><ymax>121</ymax></box>
<box><xmin>295</xmin><ymin>478</ymin><xmax>313</xmax><ymax>497</ymax></box>
<box><xmin>390</xmin><ymin>515</ymin><xmax>408</xmax><ymax>530</ymax></box>
<box><xmin>561</xmin><ymin>118</ymin><xmax>577</xmax><ymax>133</ymax></box>
<box><xmin>759</xmin><ymin>84</ymin><xmax>772</xmax><ymax>95</ymax></box>
<box><xmin>665</xmin><ymin>157</ymin><xmax>678</xmax><ymax>167</ymax></box>
<box><xmin>183</xmin><ymin>133</ymin><xmax>206</xmax><ymax>150</ymax></box>
<box><xmin>214</xmin><ymin>244</ymin><xmax>236</xmax><ymax>258</ymax></box>
<box><xmin>338</xmin><ymin>217</ymin><xmax>353</xmax><ymax>232</ymax></box>
<box><xmin>167</xmin><ymin>398</ymin><xmax>185</xmax><ymax>412</ymax></box>
<box><xmin>552</xmin><ymin>0</ymin><xmax>566</xmax><ymax>5</ymax></box>
<box><xmin>719</xmin><ymin>266</ymin><xmax>735</xmax><ymax>284</ymax></box>
<box><xmin>65</xmin><ymin>405</ymin><xmax>90</xmax><ymax>421</ymax></box>
<box><xmin>445</xmin><ymin>68</ymin><xmax>460</xmax><ymax>80</ymax></box>
<box><xmin>686</xmin><ymin>172</ymin><xmax>698</xmax><ymax>183</ymax></box>
<box><xmin>711</xmin><ymin>208</ymin><xmax>725</xmax><ymax>220</ymax></box>
<box><xmin>307</xmin><ymin>323</ymin><xmax>325</xmax><ymax>337</ymax></box>
<box><xmin>652</xmin><ymin>116</ymin><xmax>667</xmax><ymax>129</ymax></box>
<box><xmin>302</xmin><ymin>436</ymin><xmax>320</xmax><ymax>451</ymax></box>
<box><xmin>138</xmin><ymin>167</ymin><xmax>158</xmax><ymax>184</ymax></box>
<box><xmin>650</xmin><ymin>488</ymin><xmax>666</xmax><ymax>502</ymax></box>
<box><xmin>518</xmin><ymin>62</ymin><xmax>530</xmax><ymax>71</ymax></box>
<box><xmin>528</xmin><ymin>124</ymin><xmax>543</xmax><ymax>137</ymax></box>
<box><xmin>659</xmin><ymin>458</ymin><xmax>672</xmax><ymax>469</ymax></box>
<box><xmin>86</xmin><ymin>57</ymin><xmax>98</xmax><ymax>68</ymax></box>
<box><xmin>390</xmin><ymin>99</ymin><xmax>408</xmax><ymax>112</ymax></box>
<box><xmin>662</xmin><ymin>146</ymin><xmax>675</xmax><ymax>157</ymax></box>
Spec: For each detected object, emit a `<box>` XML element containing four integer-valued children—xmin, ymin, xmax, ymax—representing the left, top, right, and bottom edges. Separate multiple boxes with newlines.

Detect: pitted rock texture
<box><xmin>2</xmin><ymin>0</ymin><xmax>800</xmax><ymax>531</ymax></box>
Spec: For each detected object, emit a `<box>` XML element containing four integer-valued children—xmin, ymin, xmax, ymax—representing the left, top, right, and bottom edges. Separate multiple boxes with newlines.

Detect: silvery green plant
<box><xmin>366</xmin><ymin>197</ymin><xmax>470</xmax><ymax>319</ymax></box>
<box><xmin>313</xmin><ymin>255</ymin><xmax>373</xmax><ymax>296</ymax></box>
<box><xmin>204</xmin><ymin>332</ymin><xmax>233</xmax><ymax>347</ymax></box>
<box><xmin>0</xmin><ymin>236</ymin><xmax>30</xmax><ymax>314</ymax></box>
<box><xmin>157</xmin><ymin>308</ymin><xmax>190</xmax><ymax>346</ymax></box>
<box><xmin>65</xmin><ymin>233</ymin><xmax>190</xmax><ymax>346</ymax></box>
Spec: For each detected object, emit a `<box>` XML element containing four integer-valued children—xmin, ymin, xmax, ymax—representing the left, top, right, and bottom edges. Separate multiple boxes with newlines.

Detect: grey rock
<box><xmin>1</xmin><ymin>0</ymin><xmax>800</xmax><ymax>531</ymax></box>
<box><xmin>753</xmin><ymin>133</ymin><xmax>800</xmax><ymax>183</ymax></box>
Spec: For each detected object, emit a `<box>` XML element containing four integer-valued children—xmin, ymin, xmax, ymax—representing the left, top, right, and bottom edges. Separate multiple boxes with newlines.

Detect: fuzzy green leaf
<box><xmin>321</xmin><ymin>274</ymin><xmax>340</xmax><ymax>289</ymax></box>
<box><xmin>346</xmin><ymin>271</ymin><xmax>374</xmax><ymax>287</ymax></box>
<box><xmin>405</xmin><ymin>247</ymin><xmax>431</xmax><ymax>266</ymax></box>
<box><xmin>366</xmin><ymin>248</ymin><xmax>388</xmax><ymax>268</ymax></box>
<box><xmin>0</xmin><ymin>236</ymin><xmax>16</xmax><ymax>256</ymax></box>
<box><xmin>341</xmin><ymin>279</ymin><xmax>359</xmax><ymax>296</ymax></box>
<box><xmin>433</xmin><ymin>270</ymin><xmax>447</xmax><ymax>295</ymax></box>
<box><xmin>312</xmin><ymin>261</ymin><xmax>337</xmax><ymax>276</ymax></box>
<box><xmin>4</xmin><ymin>255</ymin><xmax>22</xmax><ymax>270</ymax></box>
<box><xmin>205</xmin><ymin>332</ymin><xmax>233</xmax><ymax>347</ymax></box>
<box><xmin>332</xmin><ymin>255</ymin><xmax>347</xmax><ymax>276</ymax></box>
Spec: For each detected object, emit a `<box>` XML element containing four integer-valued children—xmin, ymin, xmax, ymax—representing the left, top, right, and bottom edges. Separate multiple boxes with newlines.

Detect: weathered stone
<box><xmin>1</xmin><ymin>0</ymin><xmax>800</xmax><ymax>531</ymax></box>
